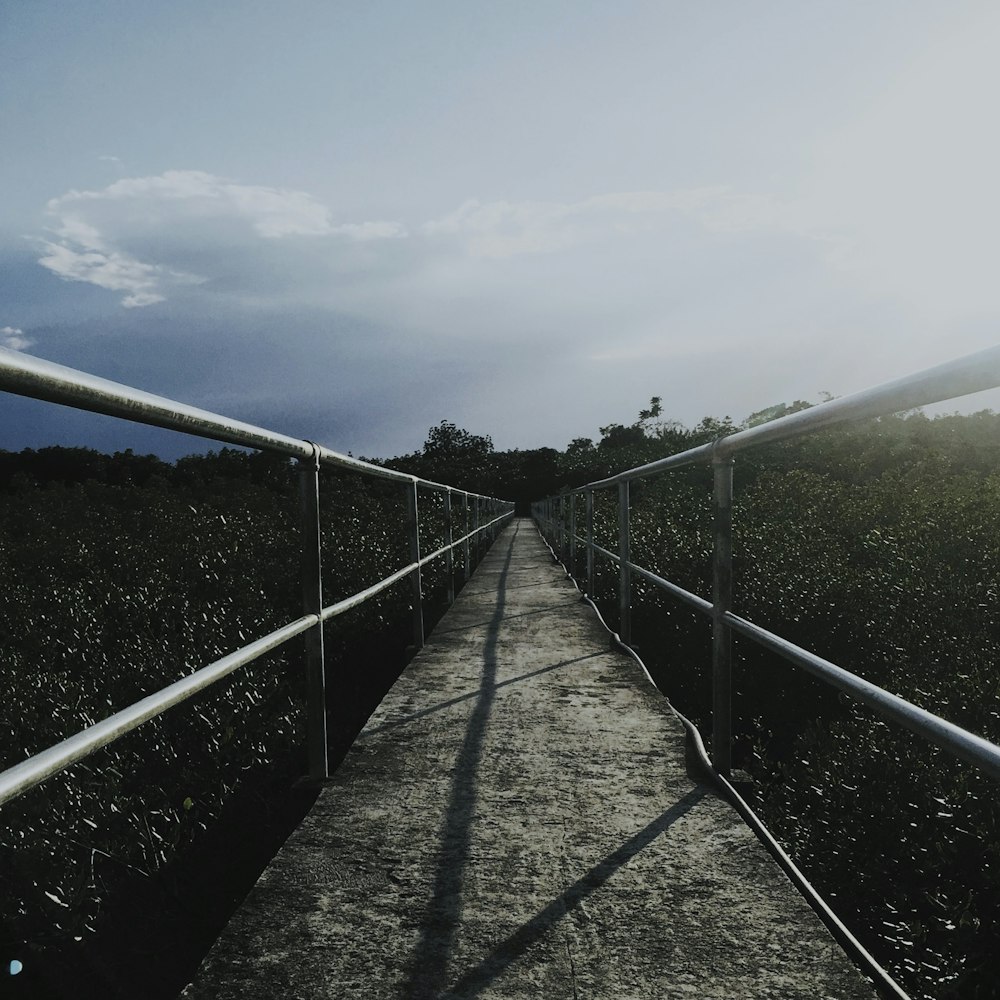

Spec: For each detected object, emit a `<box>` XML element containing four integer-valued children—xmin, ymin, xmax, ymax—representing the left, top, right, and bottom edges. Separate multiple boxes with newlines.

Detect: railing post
<box><xmin>444</xmin><ymin>489</ymin><xmax>455</xmax><ymax>605</ymax></box>
<box><xmin>568</xmin><ymin>493</ymin><xmax>577</xmax><ymax>580</ymax></box>
<box><xmin>558</xmin><ymin>494</ymin><xmax>566</xmax><ymax>562</ymax></box>
<box><xmin>463</xmin><ymin>492</ymin><xmax>472</xmax><ymax>581</ymax></box>
<box><xmin>586</xmin><ymin>489</ymin><xmax>594</xmax><ymax>598</ymax></box>
<box><xmin>618</xmin><ymin>480</ymin><xmax>631</xmax><ymax>646</ymax></box>
<box><xmin>406</xmin><ymin>480</ymin><xmax>425</xmax><ymax>651</ymax></box>
<box><xmin>473</xmin><ymin>496</ymin><xmax>480</xmax><ymax>566</ymax></box>
<box><xmin>298</xmin><ymin>445</ymin><xmax>328</xmax><ymax>781</ymax></box>
<box><xmin>712</xmin><ymin>455</ymin><xmax>735</xmax><ymax>778</ymax></box>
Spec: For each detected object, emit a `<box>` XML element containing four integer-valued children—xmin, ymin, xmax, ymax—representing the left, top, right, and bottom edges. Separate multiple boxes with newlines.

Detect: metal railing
<box><xmin>0</xmin><ymin>347</ymin><xmax>514</xmax><ymax>807</ymax></box>
<box><xmin>533</xmin><ymin>343</ymin><xmax>1000</xmax><ymax>781</ymax></box>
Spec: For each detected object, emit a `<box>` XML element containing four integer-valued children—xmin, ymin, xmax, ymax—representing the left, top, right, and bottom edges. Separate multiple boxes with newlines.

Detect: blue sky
<box><xmin>3</xmin><ymin>1</ymin><xmax>1000</xmax><ymax>459</ymax></box>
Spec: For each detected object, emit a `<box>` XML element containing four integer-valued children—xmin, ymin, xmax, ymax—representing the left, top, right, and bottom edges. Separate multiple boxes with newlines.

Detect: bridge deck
<box><xmin>183</xmin><ymin>519</ymin><xmax>874</xmax><ymax>999</ymax></box>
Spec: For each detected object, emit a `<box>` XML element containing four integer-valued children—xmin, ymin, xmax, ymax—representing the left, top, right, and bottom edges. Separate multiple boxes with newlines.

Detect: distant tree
<box><xmin>689</xmin><ymin>415</ymin><xmax>739</xmax><ymax>444</ymax></box>
<box><xmin>638</xmin><ymin>396</ymin><xmax>662</xmax><ymax>423</ymax></box>
<box><xmin>494</xmin><ymin>447</ymin><xmax>561</xmax><ymax>513</ymax></box>
<box><xmin>0</xmin><ymin>446</ymin><xmax>173</xmax><ymax>490</ymax></box>
<box><xmin>598</xmin><ymin>422</ymin><xmax>646</xmax><ymax>449</ymax></box>
<box><xmin>173</xmin><ymin>448</ymin><xmax>294</xmax><ymax>494</ymax></box>
<box><xmin>386</xmin><ymin>421</ymin><xmax>497</xmax><ymax>492</ymax></box>
<box><xmin>744</xmin><ymin>400</ymin><xmax>813</xmax><ymax>427</ymax></box>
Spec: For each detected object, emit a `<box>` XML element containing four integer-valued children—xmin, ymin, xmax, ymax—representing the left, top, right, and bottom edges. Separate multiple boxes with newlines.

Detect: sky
<box><xmin>2</xmin><ymin>0</ymin><xmax>1000</xmax><ymax>460</ymax></box>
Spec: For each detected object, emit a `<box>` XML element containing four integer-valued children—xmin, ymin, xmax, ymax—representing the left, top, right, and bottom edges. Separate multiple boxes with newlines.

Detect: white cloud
<box><xmin>37</xmin><ymin>231</ymin><xmax>197</xmax><ymax>308</ymax></box>
<box><xmin>421</xmin><ymin>187</ymin><xmax>795</xmax><ymax>259</ymax></box>
<box><xmin>332</xmin><ymin>220</ymin><xmax>407</xmax><ymax>241</ymax></box>
<box><xmin>39</xmin><ymin>171</ymin><xmax>408</xmax><ymax>306</ymax></box>
<box><xmin>31</xmin><ymin>169</ymin><xmax>845</xmax><ymax>365</ymax></box>
<box><xmin>1</xmin><ymin>326</ymin><xmax>33</xmax><ymax>351</ymax></box>
<box><xmin>48</xmin><ymin>170</ymin><xmax>405</xmax><ymax>241</ymax></box>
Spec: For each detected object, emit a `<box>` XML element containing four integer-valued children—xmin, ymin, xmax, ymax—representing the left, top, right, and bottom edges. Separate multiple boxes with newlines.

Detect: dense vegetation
<box><xmin>1</xmin><ymin>401</ymin><xmax>998</xmax><ymax>999</ymax></box>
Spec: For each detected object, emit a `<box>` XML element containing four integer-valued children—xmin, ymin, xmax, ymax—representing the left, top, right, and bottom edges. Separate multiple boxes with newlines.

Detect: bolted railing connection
<box><xmin>0</xmin><ymin>346</ymin><xmax>515</xmax><ymax>808</ymax></box>
<box><xmin>532</xmin><ymin>342</ymin><xmax>1000</xmax><ymax>785</ymax></box>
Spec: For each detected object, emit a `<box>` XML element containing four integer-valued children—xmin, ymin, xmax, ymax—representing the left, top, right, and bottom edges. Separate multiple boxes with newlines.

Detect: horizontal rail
<box><xmin>583</xmin><ymin>343</ymin><xmax>1000</xmax><ymax>490</ymax></box>
<box><xmin>628</xmin><ymin>561</ymin><xmax>713</xmax><ymax>616</ymax></box>
<box><xmin>0</xmin><ymin>503</ymin><xmax>514</xmax><ymax>799</ymax></box>
<box><xmin>560</xmin><ymin>529</ymin><xmax>715</xmax><ymax>618</ymax></box>
<box><xmin>544</xmin><ymin>504</ymin><xmax>1000</xmax><ymax>781</ymax></box>
<box><xmin>535</xmin><ymin>345</ymin><xmax>1000</xmax><ymax>1000</ymax></box>
<box><xmin>0</xmin><ymin>615</ymin><xmax>316</xmax><ymax>808</ymax></box>
<box><xmin>0</xmin><ymin>508</ymin><xmax>513</xmax><ymax>804</ymax></box>
<box><xmin>0</xmin><ymin>346</ymin><xmax>313</xmax><ymax>458</ymax></box>
<box><xmin>0</xmin><ymin>347</ymin><xmax>501</xmax><ymax>498</ymax></box>
<box><xmin>0</xmin><ymin>346</ymin><xmax>514</xmax><ymax>803</ymax></box>
<box><xmin>321</xmin><ymin>512</ymin><xmax>512</xmax><ymax>622</ymax></box>
<box><xmin>724</xmin><ymin>613</ymin><xmax>1000</xmax><ymax>782</ymax></box>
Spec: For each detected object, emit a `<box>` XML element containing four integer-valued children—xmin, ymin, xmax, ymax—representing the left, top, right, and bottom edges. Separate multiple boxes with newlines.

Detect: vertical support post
<box><xmin>586</xmin><ymin>489</ymin><xmax>595</xmax><ymax>599</ymax></box>
<box><xmin>618</xmin><ymin>480</ymin><xmax>631</xmax><ymax>646</ymax></box>
<box><xmin>473</xmin><ymin>496</ymin><xmax>480</xmax><ymax>567</ymax></box>
<box><xmin>558</xmin><ymin>495</ymin><xmax>566</xmax><ymax>562</ymax></box>
<box><xmin>444</xmin><ymin>489</ymin><xmax>455</xmax><ymax>605</ymax></box>
<box><xmin>463</xmin><ymin>492</ymin><xmax>471</xmax><ymax>581</ymax></box>
<box><xmin>298</xmin><ymin>446</ymin><xmax>328</xmax><ymax>781</ymax></box>
<box><xmin>406</xmin><ymin>480</ymin><xmax>425</xmax><ymax>651</ymax></box>
<box><xmin>568</xmin><ymin>493</ymin><xmax>577</xmax><ymax>580</ymax></box>
<box><xmin>712</xmin><ymin>456</ymin><xmax>735</xmax><ymax>778</ymax></box>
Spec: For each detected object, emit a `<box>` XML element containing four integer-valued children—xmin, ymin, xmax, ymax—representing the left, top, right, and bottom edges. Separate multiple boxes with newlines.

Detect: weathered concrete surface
<box><xmin>183</xmin><ymin>519</ymin><xmax>876</xmax><ymax>999</ymax></box>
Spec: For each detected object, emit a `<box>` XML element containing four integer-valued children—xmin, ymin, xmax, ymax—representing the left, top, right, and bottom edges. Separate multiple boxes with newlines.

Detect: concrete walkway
<box><xmin>183</xmin><ymin>519</ymin><xmax>875</xmax><ymax>999</ymax></box>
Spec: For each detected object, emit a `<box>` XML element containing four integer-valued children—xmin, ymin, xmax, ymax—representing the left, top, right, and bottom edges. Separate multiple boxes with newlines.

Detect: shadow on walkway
<box><xmin>360</xmin><ymin>652</ymin><xmax>602</xmax><ymax>739</ymax></box>
<box><xmin>448</xmin><ymin>786</ymin><xmax>706</xmax><ymax>998</ymax></box>
<box><xmin>432</xmin><ymin>600</ymin><xmax>581</xmax><ymax>636</ymax></box>
<box><xmin>401</xmin><ymin>521</ymin><xmax>520</xmax><ymax>997</ymax></box>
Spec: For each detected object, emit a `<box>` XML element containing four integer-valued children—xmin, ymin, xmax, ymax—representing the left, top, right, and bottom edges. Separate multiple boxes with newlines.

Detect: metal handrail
<box><xmin>0</xmin><ymin>617</ymin><xmax>316</xmax><ymax>807</ymax></box>
<box><xmin>581</xmin><ymin>343</ymin><xmax>1000</xmax><ymax>489</ymax></box>
<box><xmin>319</xmin><ymin>512</ymin><xmax>513</xmax><ymax>623</ymax></box>
<box><xmin>0</xmin><ymin>347</ymin><xmax>514</xmax><ymax>806</ymax></box>
<box><xmin>0</xmin><ymin>346</ymin><xmax>500</xmax><ymax>495</ymax></box>
<box><xmin>533</xmin><ymin>342</ymin><xmax>1000</xmax><ymax>781</ymax></box>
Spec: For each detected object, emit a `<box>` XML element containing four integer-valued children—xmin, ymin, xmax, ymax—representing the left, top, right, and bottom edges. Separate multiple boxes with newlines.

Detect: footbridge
<box><xmin>182</xmin><ymin>518</ymin><xmax>874</xmax><ymax>999</ymax></box>
<box><xmin>3</xmin><ymin>345</ymin><xmax>1000</xmax><ymax>999</ymax></box>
